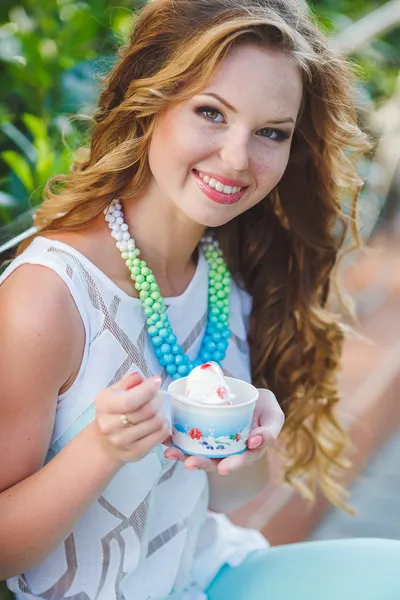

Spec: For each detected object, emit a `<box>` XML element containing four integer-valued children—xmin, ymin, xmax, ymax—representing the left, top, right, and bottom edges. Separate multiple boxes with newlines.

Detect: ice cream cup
<box><xmin>168</xmin><ymin>376</ymin><xmax>259</xmax><ymax>458</ymax></box>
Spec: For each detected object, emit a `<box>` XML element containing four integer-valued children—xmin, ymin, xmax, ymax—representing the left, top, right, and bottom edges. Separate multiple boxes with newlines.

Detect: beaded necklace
<box><xmin>105</xmin><ymin>199</ymin><xmax>231</xmax><ymax>379</ymax></box>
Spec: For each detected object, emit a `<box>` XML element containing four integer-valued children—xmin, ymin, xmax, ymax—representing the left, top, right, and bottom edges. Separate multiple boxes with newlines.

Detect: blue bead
<box><xmin>217</xmin><ymin>340</ymin><xmax>228</xmax><ymax>351</ymax></box>
<box><xmin>160</xmin><ymin>343</ymin><xmax>171</xmax><ymax>354</ymax></box>
<box><xmin>215</xmin><ymin>322</ymin><xmax>225</xmax><ymax>331</ymax></box>
<box><xmin>166</xmin><ymin>333</ymin><xmax>177</xmax><ymax>345</ymax></box>
<box><xmin>159</xmin><ymin>356</ymin><xmax>167</xmax><ymax>366</ymax></box>
<box><xmin>206</xmin><ymin>340</ymin><xmax>217</xmax><ymax>352</ymax></box>
<box><xmin>152</xmin><ymin>335</ymin><xmax>163</xmax><ymax>347</ymax></box>
<box><xmin>172</xmin><ymin>372</ymin><xmax>181</xmax><ymax>380</ymax></box>
<box><xmin>148</xmin><ymin>326</ymin><xmax>158</xmax><ymax>337</ymax></box>
<box><xmin>213</xmin><ymin>350</ymin><xmax>223</xmax><ymax>361</ymax></box>
<box><xmin>201</xmin><ymin>351</ymin><xmax>211</xmax><ymax>362</ymax></box>
<box><xmin>159</xmin><ymin>328</ymin><xmax>169</xmax><ymax>339</ymax></box>
<box><xmin>177</xmin><ymin>364</ymin><xmax>189</xmax><ymax>376</ymax></box>
<box><xmin>164</xmin><ymin>353</ymin><xmax>175</xmax><ymax>364</ymax></box>
<box><xmin>166</xmin><ymin>364</ymin><xmax>177</xmax><ymax>375</ymax></box>
<box><xmin>222</xmin><ymin>330</ymin><xmax>231</xmax><ymax>339</ymax></box>
<box><xmin>154</xmin><ymin>347</ymin><xmax>163</xmax><ymax>358</ymax></box>
<box><xmin>171</xmin><ymin>344</ymin><xmax>181</xmax><ymax>355</ymax></box>
<box><xmin>212</xmin><ymin>331</ymin><xmax>222</xmax><ymax>341</ymax></box>
<box><xmin>174</xmin><ymin>355</ymin><xmax>184</xmax><ymax>365</ymax></box>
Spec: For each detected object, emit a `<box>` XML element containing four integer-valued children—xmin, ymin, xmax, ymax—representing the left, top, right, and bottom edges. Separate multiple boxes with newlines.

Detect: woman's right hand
<box><xmin>94</xmin><ymin>372</ymin><xmax>168</xmax><ymax>466</ymax></box>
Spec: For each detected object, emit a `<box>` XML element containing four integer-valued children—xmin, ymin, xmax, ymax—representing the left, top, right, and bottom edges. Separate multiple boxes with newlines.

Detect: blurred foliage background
<box><xmin>0</xmin><ymin>0</ymin><xmax>399</xmax><ymax>240</ymax></box>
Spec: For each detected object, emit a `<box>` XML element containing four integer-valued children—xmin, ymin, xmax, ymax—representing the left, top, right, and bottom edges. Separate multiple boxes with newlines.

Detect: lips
<box><xmin>192</xmin><ymin>170</ymin><xmax>248</xmax><ymax>205</ymax></box>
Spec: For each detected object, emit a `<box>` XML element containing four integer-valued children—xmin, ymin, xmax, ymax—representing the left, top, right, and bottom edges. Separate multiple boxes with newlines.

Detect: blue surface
<box><xmin>207</xmin><ymin>538</ymin><xmax>400</xmax><ymax>600</ymax></box>
<box><xmin>172</xmin><ymin>442</ymin><xmax>246</xmax><ymax>459</ymax></box>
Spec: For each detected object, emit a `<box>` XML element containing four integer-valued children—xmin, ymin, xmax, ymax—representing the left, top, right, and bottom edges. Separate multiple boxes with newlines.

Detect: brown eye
<box><xmin>196</xmin><ymin>107</ymin><xmax>225</xmax><ymax>123</ymax></box>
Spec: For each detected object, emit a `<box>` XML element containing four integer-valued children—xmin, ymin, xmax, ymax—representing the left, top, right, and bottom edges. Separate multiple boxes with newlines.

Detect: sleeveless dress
<box><xmin>1</xmin><ymin>236</ymin><xmax>267</xmax><ymax>600</ymax></box>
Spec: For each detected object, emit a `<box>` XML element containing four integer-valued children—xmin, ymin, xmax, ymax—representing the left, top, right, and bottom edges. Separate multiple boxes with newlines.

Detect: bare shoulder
<box><xmin>0</xmin><ymin>264</ymin><xmax>85</xmax><ymax>491</ymax></box>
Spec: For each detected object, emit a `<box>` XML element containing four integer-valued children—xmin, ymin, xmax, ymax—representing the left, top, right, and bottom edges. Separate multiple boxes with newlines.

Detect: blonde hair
<box><xmin>19</xmin><ymin>0</ymin><xmax>369</xmax><ymax>508</ymax></box>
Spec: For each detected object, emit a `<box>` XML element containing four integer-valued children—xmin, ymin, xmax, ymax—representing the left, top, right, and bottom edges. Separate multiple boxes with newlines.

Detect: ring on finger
<box><xmin>120</xmin><ymin>413</ymin><xmax>133</xmax><ymax>427</ymax></box>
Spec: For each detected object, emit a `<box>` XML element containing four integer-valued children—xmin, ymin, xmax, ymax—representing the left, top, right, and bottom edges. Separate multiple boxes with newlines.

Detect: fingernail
<box><xmin>129</xmin><ymin>371</ymin><xmax>140</xmax><ymax>378</ymax></box>
<box><xmin>249</xmin><ymin>435</ymin><xmax>263</xmax><ymax>449</ymax></box>
<box><xmin>151</xmin><ymin>376</ymin><xmax>162</xmax><ymax>388</ymax></box>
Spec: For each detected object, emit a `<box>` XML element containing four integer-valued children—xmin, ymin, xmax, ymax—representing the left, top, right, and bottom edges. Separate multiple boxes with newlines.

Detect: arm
<box><xmin>0</xmin><ymin>266</ymin><xmax>167</xmax><ymax>580</ymax></box>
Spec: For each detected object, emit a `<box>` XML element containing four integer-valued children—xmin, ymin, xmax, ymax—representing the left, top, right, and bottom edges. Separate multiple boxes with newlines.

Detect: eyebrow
<box><xmin>199</xmin><ymin>92</ymin><xmax>295</xmax><ymax>125</ymax></box>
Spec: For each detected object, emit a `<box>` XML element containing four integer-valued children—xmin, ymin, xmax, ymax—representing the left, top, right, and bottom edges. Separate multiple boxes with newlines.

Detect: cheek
<box><xmin>252</xmin><ymin>146</ymin><xmax>291</xmax><ymax>187</ymax></box>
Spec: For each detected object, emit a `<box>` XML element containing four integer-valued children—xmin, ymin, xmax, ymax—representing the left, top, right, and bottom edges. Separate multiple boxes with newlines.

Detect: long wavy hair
<box><xmin>19</xmin><ymin>0</ymin><xmax>369</xmax><ymax>508</ymax></box>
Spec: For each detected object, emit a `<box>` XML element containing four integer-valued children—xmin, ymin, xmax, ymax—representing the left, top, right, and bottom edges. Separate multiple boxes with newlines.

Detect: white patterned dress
<box><xmin>1</xmin><ymin>237</ymin><xmax>267</xmax><ymax>600</ymax></box>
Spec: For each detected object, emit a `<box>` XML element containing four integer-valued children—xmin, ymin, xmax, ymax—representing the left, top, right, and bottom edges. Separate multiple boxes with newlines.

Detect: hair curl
<box><xmin>19</xmin><ymin>0</ymin><xmax>370</xmax><ymax>509</ymax></box>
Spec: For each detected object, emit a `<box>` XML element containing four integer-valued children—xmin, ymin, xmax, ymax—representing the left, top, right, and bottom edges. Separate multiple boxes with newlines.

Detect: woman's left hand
<box><xmin>163</xmin><ymin>388</ymin><xmax>284</xmax><ymax>475</ymax></box>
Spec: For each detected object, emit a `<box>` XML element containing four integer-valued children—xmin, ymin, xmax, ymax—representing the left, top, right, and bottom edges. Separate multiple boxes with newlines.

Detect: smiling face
<box><xmin>146</xmin><ymin>43</ymin><xmax>303</xmax><ymax>227</ymax></box>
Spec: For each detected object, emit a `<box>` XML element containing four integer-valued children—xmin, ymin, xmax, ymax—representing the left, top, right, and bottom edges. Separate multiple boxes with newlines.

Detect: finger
<box><xmin>183</xmin><ymin>456</ymin><xmax>219</xmax><ymax>472</ymax></box>
<box><xmin>118</xmin><ymin>412</ymin><xmax>169</xmax><ymax>445</ymax></box>
<box><xmin>254</xmin><ymin>389</ymin><xmax>285</xmax><ymax>440</ymax></box>
<box><xmin>108</xmin><ymin>376</ymin><xmax>162</xmax><ymax>414</ymax></box>
<box><xmin>123</xmin><ymin>395</ymin><xmax>163</xmax><ymax>426</ymax></box>
<box><xmin>129</xmin><ymin>423</ymin><xmax>171</xmax><ymax>458</ymax></box>
<box><xmin>217</xmin><ymin>447</ymin><xmax>264</xmax><ymax>474</ymax></box>
<box><xmin>163</xmin><ymin>440</ymin><xmax>187</xmax><ymax>462</ymax></box>
<box><xmin>111</xmin><ymin>371</ymin><xmax>143</xmax><ymax>391</ymax></box>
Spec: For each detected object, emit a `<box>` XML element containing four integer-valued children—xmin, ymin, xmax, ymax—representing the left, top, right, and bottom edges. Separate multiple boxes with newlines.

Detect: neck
<box><xmin>120</xmin><ymin>192</ymin><xmax>205</xmax><ymax>297</ymax></box>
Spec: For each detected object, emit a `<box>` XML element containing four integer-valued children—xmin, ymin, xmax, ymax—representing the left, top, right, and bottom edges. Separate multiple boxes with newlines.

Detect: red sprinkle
<box><xmin>201</xmin><ymin>363</ymin><xmax>212</xmax><ymax>370</ymax></box>
<box><xmin>216</xmin><ymin>386</ymin><xmax>227</xmax><ymax>399</ymax></box>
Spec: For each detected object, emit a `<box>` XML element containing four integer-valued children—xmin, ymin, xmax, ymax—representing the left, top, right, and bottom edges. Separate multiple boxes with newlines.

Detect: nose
<box><xmin>219</xmin><ymin>129</ymin><xmax>250</xmax><ymax>173</ymax></box>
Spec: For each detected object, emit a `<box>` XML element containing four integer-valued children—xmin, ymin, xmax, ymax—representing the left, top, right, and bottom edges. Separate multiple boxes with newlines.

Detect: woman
<box><xmin>1</xmin><ymin>1</ymin><xmax>398</xmax><ymax>599</ymax></box>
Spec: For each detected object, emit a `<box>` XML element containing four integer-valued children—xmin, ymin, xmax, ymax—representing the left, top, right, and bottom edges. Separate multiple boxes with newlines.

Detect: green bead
<box><xmin>136</xmin><ymin>274</ymin><xmax>145</xmax><ymax>284</ymax></box>
<box><xmin>215</xmin><ymin>282</ymin><xmax>223</xmax><ymax>291</ymax></box>
<box><xmin>144</xmin><ymin>306</ymin><xmax>153</xmax><ymax>316</ymax></box>
<box><xmin>216</xmin><ymin>290</ymin><xmax>226</xmax><ymax>299</ymax></box>
<box><xmin>144</xmin><ymin>297</ymin><xmax>154</xmax><ymax>307</ymax></box>
<box><xmin>126</xmin><ymin>259</ymin><xmax>133</xmax><ymax>268</ymax></box>
<box><xmin>132</xmin><ymin>258</ymin><xmax>141</xmax><ymax>267</ymax></box>
<box><xmin>141</xmin><ymin>266</ymin><xmax>151</xmax><ymax>277</ymax></box>
<box><xmin>141</xmin><ymin>281</ymin><xmax>150</xmax><ymax>291</ymax></box>
<box><xmin>150</xmin><ymin>283</ymin><xmax>159</xmax><ymax>292</ymax></box>
<box><xmin>217</xmin><ymin>265</ymin><xmax>226</xmax><ymax>274</ymax></box>
<box><xmin>146</xmin><ymin>274</ymin><xmax>156</xmax><ymax>284</ymax></box>
<box><xmin>140</xmin><ymin>290</ymin><xmax>150</xmax><ymax>300</ymax></box>
<box><xmin>209</xmin><ymin>287</ymin><xmax>216</xmax><ymax>297</ymax></box>
<box><xmin>121</xmin><ymin>252</ymin><xmax>129</xmax><ymax>260</ymax></box>
<box><xmin>135</xmin><ymin>282</ymin><xmax>142</xmax><ymax>291</ymax></box>
<box><xmin>210</xmin><ymin>294</ymin><xmax>218</xmax><ymax>304</ymax></box>
<box><xmin>133</xmin><ymin>248</ymin><xmax>140</xmax><ymax>257</ymax></box>
<box><xmin>151</xmin><ymin>291</ymin><xmax>160</xmax><ymax>301</ymax></box>
<box><xmin>139</xmin><ymin>261</ymin><xmax>147</xmax><ymax>268</ymax></box>
<box><xmin>131</xmin><ymin>266</ymin><xmax>140</xmax><ymax>276</ymax></box>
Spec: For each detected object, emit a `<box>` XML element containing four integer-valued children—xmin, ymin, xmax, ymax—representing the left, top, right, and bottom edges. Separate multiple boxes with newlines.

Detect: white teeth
<box><xmin>196</xmin><ymin>171</ymin><xmax>243</xmax><ymax>194</ymax></box>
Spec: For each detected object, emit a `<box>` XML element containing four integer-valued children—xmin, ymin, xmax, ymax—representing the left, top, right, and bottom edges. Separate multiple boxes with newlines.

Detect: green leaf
<box><xmin>1</xmin><ymin>121</ymin><xmax>37</xmax><ymax>162</ymax></box>
<box><xmin>22</xmin><ymin>113</ymin><xmax>47</xmax><ymax>142</ymax></box>
<box><xmin>1</xmin><ymin>150</ymin><xmax>34</xmax><ymax>192</ymax></box>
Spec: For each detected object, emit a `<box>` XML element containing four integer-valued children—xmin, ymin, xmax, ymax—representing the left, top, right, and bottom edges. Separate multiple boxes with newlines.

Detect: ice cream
<box><xmin>185</xmin><ymin>362</ymin><xmax>236</xmax><ymax>406</ymax></box>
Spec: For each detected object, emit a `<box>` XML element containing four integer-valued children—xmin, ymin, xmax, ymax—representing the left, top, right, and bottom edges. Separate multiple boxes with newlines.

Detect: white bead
<box><xmin>108</xmin><ymin>215</ymin><xmax>115</xmax><ymax>223</ymax></box>
<box><xmin>127</xmin><ymin>240</ymin><xmax>135</xmax><ymax>250</ymax></box>
<box><xmin>114</xmin><ymin>203</ymin><xmax>122</xmax><ymax>210</ymax></box>
<box><xmin>120</xmin><ymin>241</ymin><xmax>128</xmax><ymax>251</ymax></box>
<box><xmin>112</xmin><ymin>225</ymin><xmax>121</xmax><ymax>234</ymax></box>
<box><xmin>122</xmin><ymin>232</ymin><xmax>130</xmax><ymax>241</ymax></box>
<box><xmin>108</xmin><ymin>222</ymin><xmax>114</xmax><ymax>230</ymax></box>
<box><xmin>115</xmin><ymin>231</ymin><xmax>123</xmax><ymax>241</ymax></box>
<box><xmin>113</xmin><ymin>209</ymin><xmax>122</xmax><ymax>218</ymax></box>
<box><xmin>116</xmin><ymin>241</ymin><xmax>123</xmax><ymax>250</ymax></box>
<box><xmin>116</xmin><ymin>216</ymin><xmax>124</xmax><ymax>225</ymax></box>
<box><xmin>120</xmin><ymin>223</ymin><xmax>129</xmax><ymax>232</ymax></box>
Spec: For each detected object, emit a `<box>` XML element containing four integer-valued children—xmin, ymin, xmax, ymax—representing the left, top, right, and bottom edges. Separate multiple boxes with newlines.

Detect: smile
<box><xmin>193</xmin><ymin>170</ymin><xmax>248</xmax><ymax>205</ymax></box>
